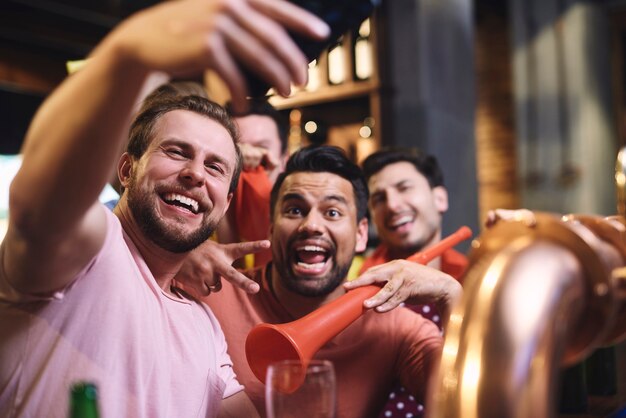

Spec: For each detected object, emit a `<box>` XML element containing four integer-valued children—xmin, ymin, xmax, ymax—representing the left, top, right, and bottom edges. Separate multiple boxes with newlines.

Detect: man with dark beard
<box><xmin>0</xmin><ymin>1</ymin><xmax>330</xmax><ymax>417</ymax></box>
<box><xmin>205</xmin><ymin>145</ymin><xmax>462</xmax><ymax>418</ymax></box>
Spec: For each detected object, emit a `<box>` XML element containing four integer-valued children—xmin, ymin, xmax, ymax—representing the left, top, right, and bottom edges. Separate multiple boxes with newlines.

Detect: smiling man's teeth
<box><xmin>298</xmin><ymin>245</ymin><xmax>326</xmax><ymax>252</ymax></box>
<box><xmin>164</xmin><ymin>193</ymin><xmax>199</xmax><ymax>213</ymax></box>
<box><xmin>295</xmin><ymin>243</ymin><xmax>330</xmax><ymax>271</ymax></box>
<box><xmin>391</xmin><ymin>215</ymin><xmax>413</xmax><ymax>227</ymax></box>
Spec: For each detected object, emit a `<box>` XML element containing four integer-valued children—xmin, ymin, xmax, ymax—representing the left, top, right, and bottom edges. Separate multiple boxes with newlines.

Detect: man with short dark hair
<box><xmin>361</xmin><ymin>147</ymin><xmax>467</xmax><ymax>283</ymax></box>
<box><xmin>360</xmin><ymin>147</ymin><xmax>468</xmax><ymax>418</ymax></box>
<box><xmin>206</xmin><ymin>145</ymin><xmax>462</xmax><ymax>418</ymax></box>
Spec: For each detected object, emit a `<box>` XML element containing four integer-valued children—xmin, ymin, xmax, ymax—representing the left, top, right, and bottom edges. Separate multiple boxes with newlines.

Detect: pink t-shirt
<box><xmin>0</xmin><ymin>207</ymin><xmax>243</xmax><ymax>418</ymax></box>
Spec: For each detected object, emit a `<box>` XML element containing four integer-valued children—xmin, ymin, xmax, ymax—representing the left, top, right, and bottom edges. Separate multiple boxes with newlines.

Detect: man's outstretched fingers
<box><xmin>220</xmin><ymin>265</ymin><xmax>260</xmax><ymax>294</ymax></box>
<box><xmin>227</xmin><ymin>240</ymin><xmax>271</xmax><ymax>260</ymax></box>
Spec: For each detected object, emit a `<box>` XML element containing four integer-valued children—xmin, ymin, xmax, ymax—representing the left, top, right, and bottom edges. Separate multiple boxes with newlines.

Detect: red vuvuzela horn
<box><xmin>245</xmin><ymin>226</ymin><xmax>473</xmax><ymax>390</ymax></box>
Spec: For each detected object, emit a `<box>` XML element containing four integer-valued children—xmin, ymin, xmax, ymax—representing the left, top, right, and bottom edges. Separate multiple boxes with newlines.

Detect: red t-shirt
<box><xmin>233</xmin><ymin>166</ymin><xmax>272</xmax><ymax>266</ymax></box>
<box><xmin>204</xmin><ymin>265</ymin><xmax>443</xmax><ymax>418</ymax></box>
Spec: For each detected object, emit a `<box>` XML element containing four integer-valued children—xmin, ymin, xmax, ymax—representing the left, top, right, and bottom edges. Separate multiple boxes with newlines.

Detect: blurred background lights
<box><xmin>304</xmin><ymin>121</ymin><xmax>318</xmax><ymax>134</ymax></box>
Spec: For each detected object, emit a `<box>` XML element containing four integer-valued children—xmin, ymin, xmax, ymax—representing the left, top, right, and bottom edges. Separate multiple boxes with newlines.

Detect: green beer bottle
<box><xmin>68</xmin><ymin>381</ymin><xmax>100</xmax><ymax>418</ymax></box>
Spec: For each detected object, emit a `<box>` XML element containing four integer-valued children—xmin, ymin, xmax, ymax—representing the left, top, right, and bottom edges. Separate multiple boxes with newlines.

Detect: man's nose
<box><xmin>179</xmin><ymin>159</ymin><xmax>205</xmax><ymax>187</ymax></box>
<box><xmin>385</xmin><ymin>189</ymin><xmax>403</xmax><ymax>211</ymax></box>
<box><xmin>297</xmin><ymin>211</ymin><xmax>324</xmax><ymax>235</ymax></box>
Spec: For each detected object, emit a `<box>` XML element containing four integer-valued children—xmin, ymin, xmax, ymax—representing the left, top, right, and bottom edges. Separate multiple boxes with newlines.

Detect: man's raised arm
<box><xmin>1</xmin><ymin>0</ymin><xmax>328</xmax><ymax>295</ymax></box>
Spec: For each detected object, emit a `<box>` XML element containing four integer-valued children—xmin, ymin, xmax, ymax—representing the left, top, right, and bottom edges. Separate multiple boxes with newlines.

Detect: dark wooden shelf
<box><xmin>268</xmin><ymin>79</ymin><xmax>379</xmax><ymax>110</ymax></box>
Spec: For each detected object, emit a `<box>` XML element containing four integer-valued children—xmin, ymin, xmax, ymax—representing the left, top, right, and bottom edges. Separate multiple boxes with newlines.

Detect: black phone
<box><xmin>244</xmin><ymin>0</ymin><xmax>381</xmax><ymax>98</ymax></box>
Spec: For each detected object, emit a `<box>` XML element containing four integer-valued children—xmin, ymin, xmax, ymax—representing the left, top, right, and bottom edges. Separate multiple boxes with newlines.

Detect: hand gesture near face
<box><xmin>175</xmin><ymin>238</ymin><xmax>270</xmax><ymax>297</ymax></box>
<box><xmin>239</xmin><ymin>143</ymin><xmax>281</xmax><ymax>172</ymax></box>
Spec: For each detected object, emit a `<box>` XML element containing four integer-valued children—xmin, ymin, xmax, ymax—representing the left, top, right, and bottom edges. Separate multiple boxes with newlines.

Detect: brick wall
<box><xmin>475</xmin><ymin>6</ymin><xmax>520</xmax><ymax>223</ymax></box>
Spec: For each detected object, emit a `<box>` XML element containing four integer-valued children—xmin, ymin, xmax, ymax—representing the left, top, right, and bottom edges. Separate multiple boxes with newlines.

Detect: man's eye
<box><xmin>327</xmin><ymin>209</ymin><xmax>341</xmax><ymax>218</ymax></box>
<box><xmin>166</xmin><ymin>149</ymin><xmax>184</xmax><ymax>157</ymax></box>
<box><xmin>285</xmin><ymin>207</ymin><xmax>302</xmax><ymax>216</ymax></box>
<box><xmin>206</xmin><ymin>163</ymin><xmax>224</xmax><ymax>174</ymax></box>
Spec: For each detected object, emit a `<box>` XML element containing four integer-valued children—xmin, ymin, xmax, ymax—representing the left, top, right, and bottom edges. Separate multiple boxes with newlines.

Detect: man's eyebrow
<box><xmin>160</xmin><ymin>138</ymin><xmax>191</xmax><ymax>149</ymax></box>
<box><xmin>371</xmin><ymin>178</ymin><xmax>411</xmax><ymax>195</ymax></box>
<box><xmin>281</xmin><ymin>192</ymin><xmax>305</xmax><ymax>202</ymax></box>
<box><xmin>324</xmin><ymin>194</ymin><xmax>349</xmax><ymax>205</ymax></box>
<box><xmin>280</xmin><ymin>193</ymin><xmax>348</xmax><ymax>205</ymax></box>
<box><xmin>253</xmin><ymin>139</ymin><xmax>272</xmax><ymax>147</ymax></box>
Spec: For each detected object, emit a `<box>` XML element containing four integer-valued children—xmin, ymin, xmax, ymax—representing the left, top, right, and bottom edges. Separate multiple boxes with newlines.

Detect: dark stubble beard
<box><xmin>273</xmin><ymin>239</ymin><xmax>354</xmax><ymax>297</ymax></box>
<box><xmin>127</xmin><ymin>176</ymin><xmax>217</xmax><ymax>254</ymax></box>
<box><xmin>399</xmin><ymin>225</ymin><xmax>439</xmax><ymax>257</ymax></box>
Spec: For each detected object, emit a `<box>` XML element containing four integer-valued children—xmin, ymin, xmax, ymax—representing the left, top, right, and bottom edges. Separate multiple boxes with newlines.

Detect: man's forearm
<box><xmin>11</xmin><ymin>45</ymin><xmax>150</xmax><ymax>236</ymax></box>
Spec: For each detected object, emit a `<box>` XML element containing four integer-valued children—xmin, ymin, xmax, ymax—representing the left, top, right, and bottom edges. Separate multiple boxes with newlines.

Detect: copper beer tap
<box><xmin>426</xmin><ymin>148</ymin><xmax>626</xmax><ymax>418</ymax></box>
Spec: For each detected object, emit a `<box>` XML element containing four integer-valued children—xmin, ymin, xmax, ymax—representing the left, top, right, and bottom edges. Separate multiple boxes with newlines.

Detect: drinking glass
<box><xmin>265</xmin><ymin>359</ymin><xmax>336</xmax><ymax>418</ymax></box>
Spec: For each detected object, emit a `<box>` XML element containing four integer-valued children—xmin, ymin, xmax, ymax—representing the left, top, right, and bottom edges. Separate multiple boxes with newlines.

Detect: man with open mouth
<box><xmin>205</xmin><ymin>145</ymin><xmax>463</xmax><ymax>418</ymax></box>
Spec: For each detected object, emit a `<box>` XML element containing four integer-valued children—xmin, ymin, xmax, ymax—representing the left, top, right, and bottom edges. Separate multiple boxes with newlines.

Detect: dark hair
<box><xmin>361</xmin><ymin>147</ymin><xmax>444</xmax><ymax>188</ymax></box>
<box><xmin>226</xmin><ymin>98</ymin><xmax>288</xmax><ymax>152</ymax></box>
<box><xmin>127</xmin><ymin>94</ymin><xmax>242</xmax><ymax>193</ymax></box>
<box><xmin>270</xmin><ymin>145</ymin><xmax>369</xmax><ymax>222</ymax></box>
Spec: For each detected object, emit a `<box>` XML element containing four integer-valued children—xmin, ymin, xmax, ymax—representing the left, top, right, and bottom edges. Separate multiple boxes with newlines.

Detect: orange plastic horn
<box><xmin>245</xmin><ymin>226</ymin><xmax>473</xmax><ymax>388</ymax></box>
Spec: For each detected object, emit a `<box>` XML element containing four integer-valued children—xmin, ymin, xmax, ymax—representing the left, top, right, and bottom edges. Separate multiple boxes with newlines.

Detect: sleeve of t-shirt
<box><xmin>395</xmin><ymin>310</ymin><xmax>444</xmax><ymax>402</ymax></box>
<box><xmin>0</xmin><ymin>203</ymin><xmax>113</xmax><ymax>304</ymax></box>
<box><xmin>205</xmin><ymin>306</ymin><xmax>246</xmax><ymax>398</ymax></box>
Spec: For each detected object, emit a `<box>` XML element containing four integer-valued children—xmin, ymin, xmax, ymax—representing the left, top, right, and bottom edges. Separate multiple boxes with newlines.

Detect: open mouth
<box><xmin>294</xmin><ymin>244</ymin><xmax>332</xmax><ymax>272</ymax></box>
<box><xmin>161</xmin><ymin>192</ymin><xmax>200</xmax><ymax>215</ymax></box>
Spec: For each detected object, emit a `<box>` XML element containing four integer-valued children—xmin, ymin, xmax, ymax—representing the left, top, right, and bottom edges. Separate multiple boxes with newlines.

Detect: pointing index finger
<box><xmin>226</xmin><ymin>240</ymin><xmax>271</xmax><ymax>261</ymax></box>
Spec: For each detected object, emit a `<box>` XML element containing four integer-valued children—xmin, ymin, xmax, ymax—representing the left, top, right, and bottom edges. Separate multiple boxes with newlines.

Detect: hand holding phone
<box><xmin>245</xmin><ymin>0</ymin><xmax>381</xmax><ymax>98</ymax></box>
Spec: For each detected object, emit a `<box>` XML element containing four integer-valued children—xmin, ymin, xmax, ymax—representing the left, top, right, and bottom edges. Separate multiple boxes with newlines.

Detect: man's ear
<box><xmin>268</xmin><ymin>205</ymin><xmax>277</xmax><ymax>239</ymax></box>
<box><xmin>118</xmin><ymin>153</ymin><xmax>133</xmax><ymax>189</ymax></box>
<box><xmin>433</xmin><ymin>186</ymin><xmax>449</xmax><ymax>213</ymax></box>
<box><xmin>355</xmin><ymin>217</ymin><xmax>369</xmax><ymax>253</ymax></box>
<box><xmin>223</xmin><ymin>193</ymin><xmax>233</xmax><ymax>215</ymax></box>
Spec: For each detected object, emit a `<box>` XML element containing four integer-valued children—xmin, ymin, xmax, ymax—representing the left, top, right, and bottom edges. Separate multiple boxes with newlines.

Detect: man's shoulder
<box><xmin>359</xmin><ymin>244</ymin><xmax>389</xmax><ymax>273</ymax></box>
<box><xmin>355</xmin><ymin>308</ymin><xmax>442</xmax><ymax>358</ymax></box>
